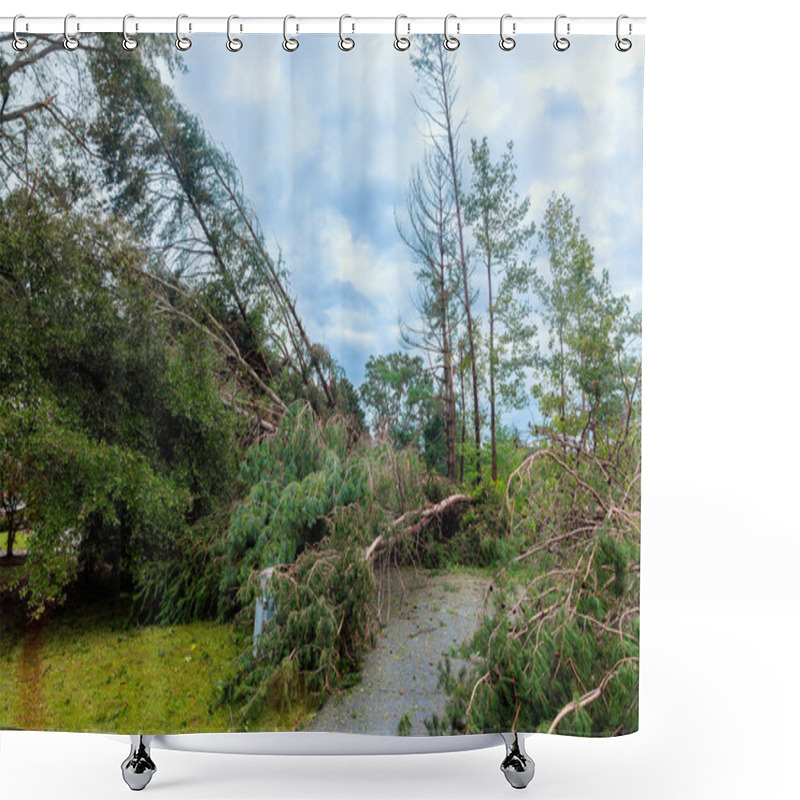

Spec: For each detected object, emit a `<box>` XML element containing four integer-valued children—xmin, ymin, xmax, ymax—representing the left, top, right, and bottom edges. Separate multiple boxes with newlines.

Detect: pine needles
<box><xmin>432</xmin><ymin>428</ymin><xmax>640</xmax><ymax>736</ymax></box>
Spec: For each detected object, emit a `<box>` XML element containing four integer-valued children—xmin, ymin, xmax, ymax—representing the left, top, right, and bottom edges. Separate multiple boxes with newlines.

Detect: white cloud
<box><xmin>171</xmin><ymin>33</ymin><xmax>644</xmax><ymax>379</ymax></box>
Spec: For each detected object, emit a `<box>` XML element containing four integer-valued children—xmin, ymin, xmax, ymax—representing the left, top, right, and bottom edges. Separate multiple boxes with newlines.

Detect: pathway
<box><xmin>307</xmin><ymin>568</ymin><xmax>489</xmax><ymax>736</ymax></box>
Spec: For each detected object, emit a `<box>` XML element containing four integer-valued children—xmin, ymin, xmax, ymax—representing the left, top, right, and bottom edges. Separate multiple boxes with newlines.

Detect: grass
<box><xmin>0</xmin><ymin>594</ymin><xmax>246</xmax><ymax>733</ymax></box>
<box><xmin>0</xmin><ymin>596</ymin><xmax>25</xmax><ymax>725</ymax></box>
<box><xmin>0</xmin><ymin>589</ymin><xmax>317</xmax><ymax>733</ymax></box>
<box><xmin>0</xmin><ymin>531</ymin><xmax>30</xmax><ymax>553</ymax></box>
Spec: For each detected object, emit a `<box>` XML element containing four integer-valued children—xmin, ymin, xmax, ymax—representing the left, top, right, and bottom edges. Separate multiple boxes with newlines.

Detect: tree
<box><xmin>0</xmin><ymin>188</ymin><xmax>241</xmax><ymax>619</ymax></box>
<box><xmin>85</xmin><ymin>43</ymin><xmax>337</xmax><ymax>414</ymax></box>
<box><xmin>411</xmin><ymin>36</ymin><xmax>482</xmax><ymax>483</ymax></box>
<box><xmin>398</xmin><ymin>149</ymin><xmax>462</xmax><ymax>479</ymax></box>
<box><xmin>0</xmin><ymin>406</ymin><xmax>29</xmax><ymax>560</ymax></box>
<box><xmin>533</xmin><ymin>193</ymin><xmax>638</xmax><ymax>446</ymax></box>
<box><xmin>0</xmin><ymin>36</ymin><xmax>337</xmax><ymax>422</ymax></box>
<box><xmin>0</xmin><ymin>35</ymin><xmax>63</xmax><ymax>191</ymax></box>
<box><xmin>360</xmin><ymin>352</ymin><xmax>440</xmax><ymax>460</ymax></box>
<box><xmin>464</xmin><ymin>138</ymin><xmax>536</xmax><ymax>481</ymax></box>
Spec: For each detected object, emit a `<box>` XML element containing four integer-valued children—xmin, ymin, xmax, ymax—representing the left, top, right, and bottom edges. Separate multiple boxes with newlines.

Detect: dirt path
<box><xmin>307</xmin><ymin>568</ymin><xmax>489</xmax><ymax>736</ymax></box>
<box><xmin>15</xmin><ymin>624</ymin><xmax>46</xmax><ymax>729</ymax></box>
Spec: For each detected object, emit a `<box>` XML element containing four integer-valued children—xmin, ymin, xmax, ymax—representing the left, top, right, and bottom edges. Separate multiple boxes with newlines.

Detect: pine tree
<box><xmin>398</xmin><ymin>149</ymin><xmax>462</xmax><ymax>479</ymax></box>
<box><xmin>464</xmin><ymin>138</ymin><xmax>536</xmax><ymax>480</ymax></box>
<box><xmin>534</xmin><ymin>193</ymin><xmax>634</xmax><ymax>446</ymax></box>
<box><xmin>410</xmin><ymin>36</ymin><xmax>482</xmax><ymax>483</ymax></box>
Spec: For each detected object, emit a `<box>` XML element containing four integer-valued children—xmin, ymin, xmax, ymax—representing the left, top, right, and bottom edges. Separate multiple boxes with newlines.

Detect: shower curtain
<box><xmin>0</xmin><ymin>29</ymin><xmax>643</xmax><ymax>740</ymax></box>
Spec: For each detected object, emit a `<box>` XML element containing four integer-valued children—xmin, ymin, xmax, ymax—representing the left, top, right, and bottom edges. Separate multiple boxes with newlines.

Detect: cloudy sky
<box><xmin>173</xmin><ymin>34</ymin><xmax>643</xmax><ymax>391</ymax></box>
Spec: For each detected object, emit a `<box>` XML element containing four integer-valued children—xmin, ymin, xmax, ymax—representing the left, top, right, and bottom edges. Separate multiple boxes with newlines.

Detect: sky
<box><xmin>173</xmin><ymin>34</ymin><xmax>644</xmax><ymax>395</ymax></box>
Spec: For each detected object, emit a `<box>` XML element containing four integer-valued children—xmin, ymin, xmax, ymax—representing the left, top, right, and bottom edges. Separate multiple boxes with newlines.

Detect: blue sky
<box><xmin>174</xmin><ymin>34</ymin><xmax>643</xmax><ymax>393</ymax></box>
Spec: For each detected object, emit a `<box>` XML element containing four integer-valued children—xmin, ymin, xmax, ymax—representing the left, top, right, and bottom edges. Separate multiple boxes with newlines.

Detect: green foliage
<box><xmin>418</xmin><ymin>501</ymin><xmax>505</xmax><ymax>569</ymax></box>
<box><xmin>533</xmin><ymin>193</ymin><xmax>640</xmax><ymax>442</ymax></box>
<box><xmin>217</xmin><ymin>402</ymin><xmax>434</xmax><ymax>725</ymax></box>
<box><xmin>360</xmin><ymin>351</ymin><xmax>445</xmax><ymax>471</ymax></box>
<box><xmin>222</xmin><ymin>404</ymin><xmax>356</xmax><ymax>602</ymax></box>
<box><xmin>223</xmin><ymin>403</ymin><xmax>429</xmax><ymax>603</ymax></box>
<box><xmin>464</xmin><ymin>137</ymin><xmax>536</xmax><ymax>414</ymax></box>
<box><xmin>223</xmin><ymin>539</ymin><xmax>379</xmax><ymax>727</ymax></box>
<box><xmin>134</xmin><ymin>514</ymin><xmax>230</xmax><ymax>625</ymax></box>
<box><xmin>0</xmin><ymin>190</ymin><xmax>242</xmax><ymax>621</ymax></box>
<box><xmin>432</xmin><ymin>411</ymin><xmax>640</xmax><ymax>734</ymax></box>
<box><xmin>435</xmin><ymin>606</ymin><xmax>638</xmax><ymax>735</ymax></box>
<box><xmin>0</xmin><ymin>397</ymin><xmax>189</xmax><ymax>619</ymax></box>
<box><xmin>397</xmin><ymin>712</ymin><xmax>413</xmax><ymax>736</ymax></box>
<box><xmin>83</xmin><ymin>37</ymin><xmax>340</xmax><ymax>415</ymax></box>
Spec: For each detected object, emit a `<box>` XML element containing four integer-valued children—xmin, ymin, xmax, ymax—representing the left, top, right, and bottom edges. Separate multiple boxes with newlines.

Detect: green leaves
<box><xmin>533</xmin><ymin>193</ymin><xmax>640</xmax><ymax>441</ymax></box>
<box><xmin>360</xmin><ymin>351</ymin><xmax>443</xmax><ymax>464</ymax></box>
<box><xmin>0</xmin><ymin>189</ymin><xmax>242</xmax><ymax>622</ymax></box>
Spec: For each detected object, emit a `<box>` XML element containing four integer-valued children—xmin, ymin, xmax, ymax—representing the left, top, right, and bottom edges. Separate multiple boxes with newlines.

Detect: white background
<box><xmin>2</xmin><ymin>1</ymin><xmax>798</xmax><ymax>798</ymax></box>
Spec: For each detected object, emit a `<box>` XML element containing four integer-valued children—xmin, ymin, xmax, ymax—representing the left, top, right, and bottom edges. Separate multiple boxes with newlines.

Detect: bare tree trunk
<box><xmin>486</xmin><ymin>242</ymin><xmax>497</xmax><ymax>482</ymax></box>
<box><xmin>458</xmin><ymin>342</ymin><xmax>466</xmax><ymax>483</ymax></box>
<box><xmin>436</xmin><ymin>48</ymin><xmax>481</xmax><ymax>484</ymax></box>
<box><xmin>436</xmin><ymin>184</ymin><xmax>457</xmax><ymax>481</ymax></box>
<box><xmin>443</xmin><ymin>350</ymin><xmax>457</xmax><ymax>480</ymax></box>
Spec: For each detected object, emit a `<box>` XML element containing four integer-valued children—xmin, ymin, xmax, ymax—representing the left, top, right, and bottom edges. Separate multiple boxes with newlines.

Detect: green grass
<box><xmin>43</xmin><ymin>603</ymin><xmax>242</xmax><ymax>732</ymax></box>
<box><xmin>0</xmin><ymin>591</ymin><xmax>317</xmax><ymax>733</ymax></box>
<box><xmin>0</xmin><ymin>595</ymin><xmax>246</xmax><ymax>733</ymax></box>
<box><xmin>0</xmin><ymin>597</ymin><xmax>25</xmax><ymax>725</ymax></box>
<box><xmin>0</xmin><ymin>531</ymin><xmax>30</xmax><ymax>553</ymax></box>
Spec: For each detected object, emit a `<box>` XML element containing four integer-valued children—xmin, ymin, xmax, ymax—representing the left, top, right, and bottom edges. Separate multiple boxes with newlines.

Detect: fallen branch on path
<box><xmin>365</xmin><ymin>493</ymin><xmax>474</xmax><ymax>561</ymax></box>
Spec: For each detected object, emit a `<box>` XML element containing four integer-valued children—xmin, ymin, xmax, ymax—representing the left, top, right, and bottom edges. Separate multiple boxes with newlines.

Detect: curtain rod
<box><xmin>0</xmin><ymin>16</ymin><xmax>646</xmax><ymax>36</ymax></box>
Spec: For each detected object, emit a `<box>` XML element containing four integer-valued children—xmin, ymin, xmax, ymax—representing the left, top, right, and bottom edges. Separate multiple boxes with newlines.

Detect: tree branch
<box><xmin>546</xmin><ymin>657</ymin><xmax>639</xmax><ymax>734</ymax></box>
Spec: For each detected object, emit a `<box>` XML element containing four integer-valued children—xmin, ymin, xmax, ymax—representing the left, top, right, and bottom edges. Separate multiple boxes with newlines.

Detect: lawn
<box><xmin>0</xmin><ymin>595</ymin><xmax>245</xmax><ymax>733</ymax></box>
<box><xmin>0</xmin><ymin>531</ymin><xmax>30</xmax><ymax>553</ymax></box>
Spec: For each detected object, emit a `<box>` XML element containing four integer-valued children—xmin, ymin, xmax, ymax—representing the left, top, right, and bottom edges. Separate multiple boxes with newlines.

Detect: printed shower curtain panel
<box><xmin>0</xmin><ymin>29</ymin><xmax>642</xmax><ymax>750</ymax></box>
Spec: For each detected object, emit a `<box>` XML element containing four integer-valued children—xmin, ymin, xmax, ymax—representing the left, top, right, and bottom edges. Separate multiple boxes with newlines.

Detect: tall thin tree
<box><xmin>464</xmin><ymin>138</ymin><xmax>536</xmax><ymax>481</ymax></box>
<box><xmin>398</xmin><ymin>149</ymin><xmax>461</xmax><ymax>479</ymax></box>
<box><xmin>411</xmin><ymin>37</ymin><xmax>481</xmax><ymax>483</ymax></box>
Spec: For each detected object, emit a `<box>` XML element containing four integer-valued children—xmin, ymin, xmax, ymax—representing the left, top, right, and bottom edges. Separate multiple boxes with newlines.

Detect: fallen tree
<box><xmin>431</xmin><ymin>423</ymin><xmax>641</xmax><ymax>736</ymax></box>
<box><xmin>365</xmin><ymin>493</ymin><xmax>474</xmax><ymax>561</ymax></box>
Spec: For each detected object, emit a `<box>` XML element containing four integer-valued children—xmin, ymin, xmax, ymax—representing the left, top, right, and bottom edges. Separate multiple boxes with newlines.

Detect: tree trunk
<box><xmin>437</xmin><ymin>184</ymin><xmax>457</xmax><ymax>481</ymax></box>
<box><xmin>458</xmin><ymin>342</ymin><xmax>466</xmax><ymax>483</ymax></box>
<box><xmin>4</xmin><ymin>510</ymin><xmax>16</xmax><ymax>559</ymax></box>
<box><xmin>437</xmin><ymin>48</ymin><xmax>481</xmax><ymax>484</ymax></box>
<box><xmin>443</xmin><ymin>349</ymin><xmax>457</xmax><ymax>480</ymax></box>
<box><xmin>487</xmin><ymin>243</ymin><xmax>497</xmax><ymax>482</ymax></box>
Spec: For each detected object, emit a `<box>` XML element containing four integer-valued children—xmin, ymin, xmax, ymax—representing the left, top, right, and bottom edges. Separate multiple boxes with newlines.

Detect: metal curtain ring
<box><xmin>499</xmin><ymin>14</ymin><xmax>515</xmax><ymax>51</ymax></box>
<box><xmin>176</xmin><ymin>14</ymin><xmax>192</xmax><ymax>50</ymax></box>
<box><xmin>615</xmin><ymin>14</ymin><xmax>632</xmax><ymax>51</ymax></box>
<box><xmin>63</xmin><ymin>13</ymin><xmax>79</xmax><ymax>50</ymax></box>
<box><xmin>283</xmin><ymin>15</ymin><xmax>299</xmax><ymax>51</ymax></box>
<box><xmin>394</xmin><ymin>14</ymin><xmax>410</xmax><ymax>51</ymax></box>
<box><xmin>12</xmin><ymin>14</ymin><xmax>29</xmax><ymax>51</ymax></box>
<box><xmin>338</xmin><ymin>14</ymin><xmax>355</xmax><ymax>51</ymax></box>
<box><xmin>122</xmin><ymin>14</ymin><xmax>138</xmax><ymax>51</ymax></box>
<box><xmin>227</xmin><ymin>15</ymin><xmax>243</xmax><ymax>51</ymax></box>
<box><xmin>443</xmin><ymin>14</ymin><xmax>460</xmax><ymax>51</ymax></box>
<box><xmin>553</xmin><ymin>14</ymin><xmax>570</xmax><ymax>51</ymax></box>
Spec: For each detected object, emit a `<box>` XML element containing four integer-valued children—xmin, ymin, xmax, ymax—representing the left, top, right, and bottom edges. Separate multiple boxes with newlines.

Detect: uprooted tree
<box><xmin>217</xmin><ymin>403</ymin><xmax>476</xmax><ymax>726</ymax></box>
